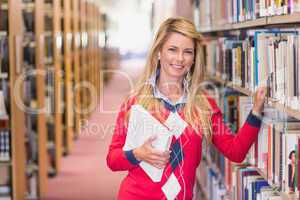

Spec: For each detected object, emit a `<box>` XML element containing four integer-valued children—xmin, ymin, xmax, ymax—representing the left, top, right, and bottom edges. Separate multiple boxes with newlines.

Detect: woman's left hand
<box><xmin>252</xmin><ymin>86</ymin><xmax>267</xmax><ymax>115</ymax></box>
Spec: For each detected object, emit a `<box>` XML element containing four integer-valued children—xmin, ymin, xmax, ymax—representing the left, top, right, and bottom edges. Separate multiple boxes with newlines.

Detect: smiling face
<box><xmin>159</xmin><ymin>32</ymin><xmax>195</xmax><ymax>83</ymax></box>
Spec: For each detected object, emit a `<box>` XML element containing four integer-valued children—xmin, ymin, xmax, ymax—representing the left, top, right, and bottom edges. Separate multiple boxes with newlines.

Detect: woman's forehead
<box><xmin>162</xmin><ymin>32</ymin><xmax>194</xmax><ymax>49</ymax></box>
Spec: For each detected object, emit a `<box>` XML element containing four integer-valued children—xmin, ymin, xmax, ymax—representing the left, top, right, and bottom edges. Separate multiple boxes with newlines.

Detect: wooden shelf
<box><xmin>45</xmin><ymin>57</ymin><xmax>54</xmax><ymax>65</ymax></box>
<box><xmin>281</xmin><ymin>192</ymin><xmax>299</xmax><ymax>200</ymax></box>
<box><xmin>207</xmin><ymin>76</ymin><xmax>300</xmax><ymax>120</ymax></box>
<box><xmin>199</xmin><ymin>19</ymin><xmax>266</xmax><ymax>33</ymax></box>
<box><xmin>44</xmin><ymin>31</ymin><xmax>52</xmax><ymax>37</ymax></box>
<box><xmin>269</xmin><ymin>100</ymin><xmax>300</xmax><ymax>120</ymax></box>
<box><xmin>232</xmin><ymin>18</ymin><xmax>267</xmax><ymax>29</ymax></box>
<box><xmin>0</xmin><ymin>161</ymin><xmax>12</xmax><ymax>166</ymax></box>
<box><xmin>267</xmin><ymin>13</ymin><xmax>300</xmax><ymax>25</ymax></box>
<box><xmin>210</xmin><ymin>24</ymin><xmax>233</xmax><ymax>32</ymax></box>
<box><xmin>46</xmin><ymin>85</ymin><xmax>54</xmax><ymax>92</ymax></box>
<box><xmin>199</xmin><ymin>14</ymin><xmax>300</xmax><ymax>33</ymax></box>
<box><xmin>228</xmin><ymin>83</ymin><xmax>252</xmax><ymax>96</ymax></box>
<box><xmin>22</xmin><ymin>2</ymin><xmax>35</xmax><ymax>12</ymax></box>
<box><xmin>44</xmin><ymin>3</ymin><xmax>53</xmax><ymax>8</ymax></box>
<box><xmin>23</xmin><ymin>41</ymin><xmax>36</xmax><ymax>48</ymax></box>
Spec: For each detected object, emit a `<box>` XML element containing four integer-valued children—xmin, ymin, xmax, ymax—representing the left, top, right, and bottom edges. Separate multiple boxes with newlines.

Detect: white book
<box><xmin>0</xmin><ymin>91</ymin><xmax>8</xmax><ymax>120</ymax></box>
<box><xmin>123</xmin><ymin>105</ymin><xmax>173</xmax><ymax>182</ymax></box>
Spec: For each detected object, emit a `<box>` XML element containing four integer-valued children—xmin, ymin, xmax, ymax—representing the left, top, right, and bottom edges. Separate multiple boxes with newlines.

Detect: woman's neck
<box><xmin>157</xmin><ymin>75</ymin><xmax>183</xmax><ymax>102</ymax></box>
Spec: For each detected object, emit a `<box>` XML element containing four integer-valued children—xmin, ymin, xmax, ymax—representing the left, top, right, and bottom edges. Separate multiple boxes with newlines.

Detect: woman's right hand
<box><xmin>133</xmin><ymin>136</ymin><xmax>171</xmax><ymax>169</ymax></box>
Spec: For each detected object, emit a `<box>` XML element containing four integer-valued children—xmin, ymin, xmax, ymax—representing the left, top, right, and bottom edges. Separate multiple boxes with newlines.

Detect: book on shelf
<box><xmin>0</xmin><ymin>130</ymin><xmax>10</xmax><ymax>162</ymax></box>
<box><xmin>22</xmin><ymin>10</ymin><xmax>34</xmax><ymax>33</ymax></box>
<box><xmin>45</xmin><ymin>36</ymin><xmax>53</xmax><ymax>61</ymax></box>
<box><xmin>0</xmin><ymin>37</ymin><xmax>9</xmax><ymax>74</ymax></box>
<box><xmin>0</xmin><ymin>91</ymin><xmax>8</xmax><ymax>121</ymax></box>
<box><xmin>0</xmin><ymin>8</ymin><xmax>8</xmax><ymax>31</ymax></box>
<box><xmin>0</xmin><ymin>165</ymin><xmax>11</xmax><ymax>200</ymax></box>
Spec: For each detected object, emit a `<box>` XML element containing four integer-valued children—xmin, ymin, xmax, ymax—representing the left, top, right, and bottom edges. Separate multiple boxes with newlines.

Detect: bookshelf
<box><xmin>85</xmin><ymin>2</ymin><xmax>91</xmax><ymax>120</ymax></box>
<box><xmin>79</xmin><ymin>0</ymin><xmax>88</xmax><ymax>121</ymax></box>
<box><xmin>33</xmin><ymin>0</ymin><xmax>48</xmax><ymax>197</ymax></box>
<box><xmin>0</xmin><ymin>0</ymin><xmax>100</xmax><ymax>199</ymax></box>
<box><xmin>7</xmin><ymin>0</ymin><xmax>27</xmax><ymax>199</ymax></box>
<box><xmin>194</xmin><ymin>0</ymin><xmax>300</xmax><ymax>199</ymax></box>
<box><xmin>43</xmin><ymin>0</ymin><xmax>63</xmax><ymax>177</ymax></box>
<box><xmin>62</xmin><ymin>0</ymin><xmax>74</xmax><ymax>155</ymax></box>
<box><xmin>19</xmin><ymin>0</ymin><xmax>49</xmax><ymax>198</ymax></box>
<box><xmin>71</xmin><ymin>0</ymin><xmax>81</xmax><ymax>138</ymax></box>
<box><xmin>52</xmin><ymin>0</ymin><xmax>63</xmax><ymax>174</ymax></box>
<box><xmin>0</xmin><ymin>0</ymin><xmax>103</xmax><ymax>199</ymax></box>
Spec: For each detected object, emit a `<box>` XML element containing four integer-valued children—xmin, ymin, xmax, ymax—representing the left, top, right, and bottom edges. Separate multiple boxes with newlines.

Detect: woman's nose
<box><xmin>176</xmin><ymin>52</ymin><xmax>184</xmax><ymax>62</ymax></box>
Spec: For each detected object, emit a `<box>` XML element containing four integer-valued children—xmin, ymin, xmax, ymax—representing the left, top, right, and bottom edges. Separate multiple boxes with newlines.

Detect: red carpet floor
<box><xmin>43</xmin><ymin>59</ymin><xmax>144</xmax><ymax>200</ymax></box>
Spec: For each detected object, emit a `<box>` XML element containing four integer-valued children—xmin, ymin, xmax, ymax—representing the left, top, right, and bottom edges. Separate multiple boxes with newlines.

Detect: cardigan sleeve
<box><xmin>106</xmin><ymin>99</ymin><xmax>140</xmax><ymax>171</ymax></box>
<box><xmin>208</xmin><ymin>97</ymin><xmax>262</xmax><ymax>163</ymax></box>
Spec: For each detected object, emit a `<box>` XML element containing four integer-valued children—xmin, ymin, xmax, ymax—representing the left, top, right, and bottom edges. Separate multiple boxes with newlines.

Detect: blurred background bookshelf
<box><xmin>0</xmin><ymin>0</ymin><xmax>104</xmax><ymax>199</ymax></box>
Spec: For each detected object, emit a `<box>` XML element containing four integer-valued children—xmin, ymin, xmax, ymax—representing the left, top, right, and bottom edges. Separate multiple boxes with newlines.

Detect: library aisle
<box><xmin>43</xmin><ymin>59</ymin><xmax>144</xmax><ymax>200</ymax></box>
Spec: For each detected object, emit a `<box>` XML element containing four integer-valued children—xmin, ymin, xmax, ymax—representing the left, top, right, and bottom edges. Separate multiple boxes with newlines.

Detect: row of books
<box><xmin>0</xmin><ymin>130</ymin><xmax>10</xmax><ymax>162</ymax></box>
<box><xmin>232</xmin><ymin>165</ymin><xmax>282</xmax><ymax>200</ymax></box>
<box><xmin>197</xmin><ymin>87</ymin><xmax>300</xmax><ymax>199</ymax></box>
<box><xmin>0</xmin><ymin>37</ymin><xmax>8</xmax><ymax>74</ymax></box>
<box><xmin>203</xmin><ymin>30</ymin><xmax>300</xmax><ymax>110</ymax></box>
<box><xmin>197</xmin><ymin>159</ymin><xmax>228</xmax><ymax>200</ymax></box>
<box><xmin>0</xmin><ymin>4</ymin><xmax>10</xmax><ymax>199</ymax></box>
<box><xmin>196</xmin><ymin>0</ymin><xmax>300</xmax><ymax>29</ymax></box>
<box><xmin>225</xmin><ymin>94</ymin><xmax>300</xmax><ymax>195</ymax></box>
<box><xmin>0</xmin><ymin>165</ymin><xmax>11</xmax><ymax>200</ymax></box>
<box><xmin>45</xmin><ymin>35</ymin><xmax>53</xmax><ymax>62</ymax></box>
<box><xmin>0</xmin><ymin>8</ymin><xmax>8</xmax><ymax>31</ymax></box>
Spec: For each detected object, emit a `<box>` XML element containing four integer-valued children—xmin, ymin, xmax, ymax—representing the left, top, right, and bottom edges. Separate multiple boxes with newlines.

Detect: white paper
<box><xmin>123</xmin><ymin>105</ymin><xmax>172</xmax><ymax>182</ymax></box>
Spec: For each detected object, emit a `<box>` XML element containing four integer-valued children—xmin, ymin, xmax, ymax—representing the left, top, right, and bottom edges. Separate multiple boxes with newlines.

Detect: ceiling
<box><xmin>94</xmin><ymin>0</ymin><xmax>142</xmax><ymax>13</ymax></box>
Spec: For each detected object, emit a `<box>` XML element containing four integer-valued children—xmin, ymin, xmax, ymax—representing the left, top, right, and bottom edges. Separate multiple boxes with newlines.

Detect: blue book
<box><xmin>252</xmin><ymin>179</ymin><xmax>269</xmax><ymax>200</ymax></box>
<box><xmin>239</xmin><ymin>168</ymin><xmax>259</xmax><ymax>200</ymax></box>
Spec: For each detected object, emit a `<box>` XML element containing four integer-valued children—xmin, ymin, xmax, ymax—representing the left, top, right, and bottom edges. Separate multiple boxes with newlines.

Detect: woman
<box><xmin>288</xmin><ymin>150</ymin><xmax>296</xmax><ymax>193</ymax></box>
<box><xmin>106</xmin><ymin>17</ymin><xmax>266</xmax><ymax>200</ymax></box>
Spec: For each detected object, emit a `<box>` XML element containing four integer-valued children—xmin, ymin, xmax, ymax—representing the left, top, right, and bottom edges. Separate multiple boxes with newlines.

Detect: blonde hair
<box><xmin>129</xmin><ymin>17</ymin><xmax>213</xmax><ymax>141</ymax></box>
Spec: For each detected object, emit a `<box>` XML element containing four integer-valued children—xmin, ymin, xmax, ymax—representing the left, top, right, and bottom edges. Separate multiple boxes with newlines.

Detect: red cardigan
<box><xmin>106</xmin><ymin>96</ymin><xmax>261</xmax><ymax>200</ymax></box>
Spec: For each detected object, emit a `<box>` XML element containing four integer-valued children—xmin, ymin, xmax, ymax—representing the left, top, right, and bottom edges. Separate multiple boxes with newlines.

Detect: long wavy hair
<box><xmin>128</xmin><ymin>17</ymin><xmax>213</xmax><ymax>141</ymax></box>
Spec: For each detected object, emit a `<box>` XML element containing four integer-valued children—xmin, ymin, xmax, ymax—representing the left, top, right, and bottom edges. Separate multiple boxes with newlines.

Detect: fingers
<box><xmin>257</xmin><ymin>86</ymin><xmax>267</xmax><ymax>97</ymax></box>
<box><xmin>146</xmin><ymin>158</ymin><xmax>169</xmax><ymax>169</ymax></box>
<box><xmin>146</xmin><ymin>135</ymin><xmax>157</xmax><ymax>143</ymax></box>
<box><xmin>140</xmin><ymin>136</ymin><xmax>171</xmax><ymax>169</ymax></box>
<box><xmin>151</xmin><ymin>149</ymin><xmax>170</xmax><ymax>157</ymax></box>
<box><xmin>144</xmin><ymin>148</ymin><xmax>170</xmax><ymax>169</ymax></box>
<box><xmin>149</xmin><ymin>153</ymin><xmax>170</xmax><ymax>162</ymax></box>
